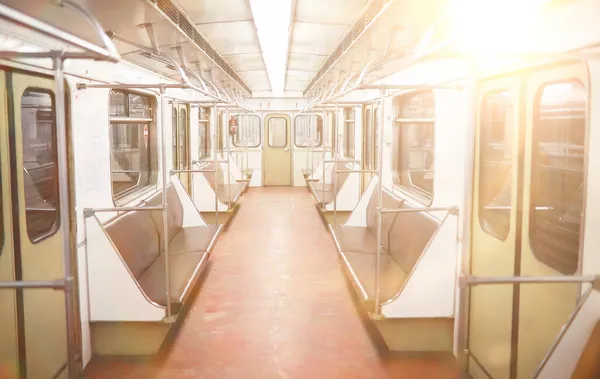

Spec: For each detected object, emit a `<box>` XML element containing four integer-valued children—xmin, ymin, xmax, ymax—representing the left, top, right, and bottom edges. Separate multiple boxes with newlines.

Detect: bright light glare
<box><xmin>449</xmin><ymin>0</ymin><xmax>551</xmax><ymax>55</ymax></box>
<box><xmin>249</xmin><ymin>0</ymin><xmax>292</xmax><ymax>96</ymax></box>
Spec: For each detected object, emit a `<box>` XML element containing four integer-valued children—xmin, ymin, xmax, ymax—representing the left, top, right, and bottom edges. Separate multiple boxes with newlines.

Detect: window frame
<box><xmin>108</xmin><ymin>89</ymin><xmax>156</xmax><ymax>205</ymax></box>
<box><xmin>21</xmin><ymin>87</ymin><xmax>60</xmax><ymax>243</ymax></box>
<box><xmin>232</xmin><ymin>114</ymin><xmax>261</xmax><ymax>148</ymax></box>
<box><xmin>198</xmin><ymin>107</ymin><xmax>211</xmax><ymax>160</ymax></box>
<box><xmin>293</xmin><ymin>114</ymin><xmax>323</xmax><ymax>148</ymax></box>
<box><xmin>529</xmin><ymin>79</ymin><xmax>587</xmax><ymax>275</ymax></box>
<box><xmin>343</xmin><ymin>107</ymin><xmax>355</xmax><ymax>158</ymax></box>
<box><xmin>392</xmin><ymin>91</ymin><xmax>435</xmax><ymax>203</ymax></box>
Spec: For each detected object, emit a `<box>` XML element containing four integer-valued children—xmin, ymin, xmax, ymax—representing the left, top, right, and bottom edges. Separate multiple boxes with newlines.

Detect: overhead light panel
<box><xmin>249</xmin><ymin>0</ymin><xmax>293</xmax><ymax>96</ymax></box>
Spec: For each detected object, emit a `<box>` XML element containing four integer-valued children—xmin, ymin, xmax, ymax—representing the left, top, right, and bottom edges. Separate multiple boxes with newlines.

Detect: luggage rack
<box><xmin>0</xmin><ymin>2</ymin><xmax>120</xmax><ymax>378</ymax></box>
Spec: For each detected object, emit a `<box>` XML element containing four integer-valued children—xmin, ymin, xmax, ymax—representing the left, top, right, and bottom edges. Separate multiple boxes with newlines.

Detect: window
<box><xmin>268</xmin><ymin>117</ymin><xmax>287</xmax><ymax>148</ymax></box>
<box><xmin>21</xmin><ymin>89</ymin><xmax>59</xmax><ymax>241</ymax></box>
<box><xmin>178</xmin><ymin>108</ymin><xmax>188</xmax><ymax>169</ymax></box>
<box><xmin>217</xmin><ymin>111</ymin><xmax>224</xmax><ymax>152</ymax></box>
<box><xmin>109</xmin><ymin>90</ymin><xmax>155</xmax><ymax>201</ymax></box>
<box><xmin>232</xmin><ymin>114</ymin><xmax>261</xmax><ymax>148</ymax></box>
<box><xmin>294</xmin><ymin>114</ymin><xmax>323</xmax><ymax>147</ymax></box>
<box><xmin>530</xmin><ymin>82</ymin><xmax>586</xmax><ymax>274</ymax></box>
<box><xmin>479</xmin><ymin>91</ymin><xmax>513</xmax><ymax>240</ymax></box>
<box><xmin>393</xmin><ymin>91</ymin><xmax>435</xmax><ymax>198</ymax></box>
<box><xmin>198</xmin><ymin>107</ymin><xmax>211</xmax><ymax>159</ymax></box>
<box><xmin>343</xmin><ymin>107</ymin><xmax>355</xmax><ymax>158</ymax></box>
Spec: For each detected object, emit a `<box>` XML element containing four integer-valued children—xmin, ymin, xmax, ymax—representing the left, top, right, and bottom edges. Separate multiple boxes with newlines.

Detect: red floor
<box><xmin>84</xmin><ymin>187</ymin><xmax>460</xmax><ymax>379</ymax></box>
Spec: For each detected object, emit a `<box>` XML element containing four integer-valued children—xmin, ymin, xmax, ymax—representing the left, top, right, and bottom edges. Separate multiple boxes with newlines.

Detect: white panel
<box><xmin>225</xmin><ymin>53</ymin><xmax>266</xmax><ymax>72</ymax></box>
<box><xmin>324</xmin><ymin>171</ymin><xmax>361</xmax><ymax>211</ymax></box>
<box><xmin>86</xmin><ymin>216</ymin><xmax>165</xmax><ymax>321</ymax></box>
<box><xmin>192</xmin><ymin>168</ymin><xmax>230</xmax><ymax>212</ymax></box>
<box><xmin>537</xmin><ymin>291</ymin><xmax>600</xmax><ymax>379</ymax></box>
<box><xmin>170</xmin><ymin>176</ymin><xmax>209</xmax><ymax>227</ymax></box>
<box><xmin>196</xmin><ymin>21</ymin><xmax>261</xmax><ymax>55</ymax></box>
<box><xmin>295</xmin><ymin>0</ymin><xmax>367</xmax><ymax>25</ymax></box>
<box><xmin>290</xmin><ymin>22</ymin><xmax>349</xmax><ymax>56</ymax></box>
<box><xmin>343</xmin><ymin>176</ymin><xmax>377</xmax><ymax>228</ymax></box>
<box><xmin>287</xmin><ymin>52</ymin><xmax>325</xmax><ymax>72</ymax></box>
<box><xmin>381</xmin><ymin>214</ymin><xmax>459</xmax><ymax>318</ymax></box>
<box><xmin>178</xmin><ymin>0</ymin><xmax>252</xmax><ymax>23</ymax></box>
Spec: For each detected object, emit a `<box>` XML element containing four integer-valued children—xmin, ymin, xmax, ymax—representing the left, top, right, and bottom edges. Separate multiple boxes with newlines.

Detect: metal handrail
<box><xmin>0</xmin><ymin>3</ymin><xmax>119</xmax><ymax>61</ymax></box>
<box><xmin>378</xmin><ymin>206</ymin><xmax>459</xmax><ymax>215</ymax></box>
<box><xmin>0</xmin><ymin>279</ymin><xmax>68</xmax><ymax>289</ymax></box>
<box><xmin>83</xmin><ymin>206</ymin><xmax>165</xmax><ymax>217</ymax></box>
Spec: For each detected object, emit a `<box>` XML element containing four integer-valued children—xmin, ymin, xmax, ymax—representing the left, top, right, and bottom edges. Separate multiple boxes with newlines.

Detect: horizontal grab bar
<box><xmin>461</xmin><ymin>275</ymin><xmax>599</xmax><ymax>286</ymax></box>
<box><xmin>0</xmin><ymin>278</ymin><xmax>68</xmax><ymax>290</ymax></box>
<box><xmin>171</xmin><ymin>169</ymin><xmax>216</xmax><ymax>174</ymax></box>
<box><xmin>336</xmin><ymin>169</ymin><xmax>377</xmax><ymax>174</ymax></box>
<box><xmin>378</xmin><ymin>206</ymin><xmax>459</xmax><ymax>215</ymax></box>
<box><xmin>324</xmin><ymin>159</ymin><xmax>361</xmax><ymax>163</ymax></box>
<box><xmin>83</xmin><ymin>206</ymin><xmax>165</xmax><ymax>218</ymax></box>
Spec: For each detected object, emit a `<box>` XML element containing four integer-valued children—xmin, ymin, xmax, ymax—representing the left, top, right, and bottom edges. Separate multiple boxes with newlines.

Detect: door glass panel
<box><xmin>21</xmin><ymin>88</ymin><xmax>58</xmax><ymax>241</ymax></box>
<box><xmin>530</xmin><ymin>81</ymin><xmax>586</xmax><ymax>274</ymax></box>
<box><xmin>268</xmin><ymin>117</ymin><xmax>287</xmax><ymax>148</ymax></box>
<box><xmin>480</xmin><ymin>90</ymin><xmax>513</xmax><ymax>240</ymax></box>
<box><xmin>179</xmin><ymin>108</ymin><xmax>187</xmax><ymax>169</ymax></box>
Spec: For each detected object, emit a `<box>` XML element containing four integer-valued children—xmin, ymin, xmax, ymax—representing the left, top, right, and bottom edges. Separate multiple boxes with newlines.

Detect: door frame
<box><xmin>262</xmin><ymin>113</ymin><xmax>292</xmax><ymax>186</ymax></box>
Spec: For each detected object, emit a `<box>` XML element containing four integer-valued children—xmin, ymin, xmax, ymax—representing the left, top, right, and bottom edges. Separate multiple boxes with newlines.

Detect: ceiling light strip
<box><xmin>249</xmin><ymin>0</ymin><xmax>293</xmax><ymax>96</ymax></box>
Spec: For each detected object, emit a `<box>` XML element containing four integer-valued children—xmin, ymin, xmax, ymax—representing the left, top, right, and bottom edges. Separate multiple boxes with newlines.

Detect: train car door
<box><xmin>468</xmin><ymin>63</ymin><xmax>588</xmax><ymax>379</ymax></box>
<box><xmin>0</xmin><ymin>70</ymin><xmax>72</xmax><ymax>378</ymax></box>
<box><xmin>173</xmin><ymin>104</ymin><xmax>191</xmax><ymax>193</ymax></box>
<box><xmin>264</xmin><ymin>114</ymin><xmax>291</xmax><ymax>186</ymax></box>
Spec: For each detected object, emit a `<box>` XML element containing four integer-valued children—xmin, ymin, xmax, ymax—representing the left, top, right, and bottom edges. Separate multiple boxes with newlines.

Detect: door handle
<box><xmin>283</xmin><ymin>148</ymin><xmax>290</xmax><ymax>152</ymax></box>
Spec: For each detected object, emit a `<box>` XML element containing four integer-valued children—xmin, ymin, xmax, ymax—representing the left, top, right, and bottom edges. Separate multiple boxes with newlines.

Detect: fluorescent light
<box><xmin>249</xmin><ymin>0</ymin><xmax>292</xmax><ymax>97</ymax></box>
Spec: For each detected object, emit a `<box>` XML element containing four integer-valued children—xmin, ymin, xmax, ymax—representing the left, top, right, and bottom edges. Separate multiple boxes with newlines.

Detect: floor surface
<box><xmin>84</xmin><ymin>187</ymin><xmax>460</xmax><ymax>379</ymax></box>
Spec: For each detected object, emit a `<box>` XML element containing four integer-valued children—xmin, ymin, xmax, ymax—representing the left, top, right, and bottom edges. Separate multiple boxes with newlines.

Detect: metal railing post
<box><xmin>53</xmin><ymin>55</ymin><xmax>77</xmax><ymax>379</ymax></box>
<box><xmin>225</xmin><ymin>107</ymin><xmax>232</xmax><ymax>204</ymax></box>
<box><xmin>333</xmin><ymin>107</ymin><xmax>339</xmax><ymax>224</ymax></box>
<box><xmin>374</xmin><ymin>86</ymin><xmax>385</xmax><ymax>316</ymax></box>
<box><xmin>457</xmin><ymin>63</ymin><xmax>478</xmax><ymax>371</ymax></box>
<box><xmin>212</xmin><ymin>103</ymin><xmax>219</xmax><ymax>225</ymax></box>
<box><xmin>159</xmin><ymin>87</ymin><xmax>172</xmax><ymax>320</ymax></box>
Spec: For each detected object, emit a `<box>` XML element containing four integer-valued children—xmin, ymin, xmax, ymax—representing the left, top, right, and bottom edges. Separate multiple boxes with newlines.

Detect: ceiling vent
<box><xmin>303</xmin><ymin>0</ymin><xmax>387</xmax><ymax>95</ymax></box>
<box><xmin>152</xmin><ymin>0</ymin><xmax>252</xmax><ymax>95</ymax></box>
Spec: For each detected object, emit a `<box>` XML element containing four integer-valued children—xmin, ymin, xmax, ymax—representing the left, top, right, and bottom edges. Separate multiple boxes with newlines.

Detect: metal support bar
<box><xmin>212</xmin><ymin>103</ymin><xmax>220</xmax><ymax>225</ymax></box>
<box><xmin>82</xmin><ymin>206</ymin><xmax>165</xmax><ymax>218</ymax></box>
<box><xmin>0</xmin><ymin>3</ymin><xmax>119</xmax><ymax>61</ymax></box>
<box><xmin>325</xmin><ymin>159</ymin><xmax>360</xmax><ymax>163</ymax></box>
<box><xmin>225</xmin><ymin>107</ymin><xmax>232</xmax><ymax>205</ymax></box>
<box><xmin>378</xmin><ymin>206</ymin><xmax>459</xmax><ymax>215</ymax></box>
<box><xmin>170</xmin><ymin>169</ymin><xmax>215</xmax><ymax>174</ymax></box>
<box><xmin>374</xmin><ymin>86</ymin><xmax>385</xmax><ymax>316</ymax></box>
<box><xmin>0</xmin><ymin>279</ymin><xmax>67</xmax><ymax>290</ymax></box>
<box><xmin>337</xmin><ymin>169</ymin><xmax>377</xmax><ymax>174</ymax></box>
<box><xmin>159</xmin><ymin>89</ymin><xmax>172</xmax><ymax>320</ymax></box>
<box><xmin>460</xmin><ymin>275</ymin><xmax>598</xmax><ymax>286</ymax></box>
<box><xmin>357</xmin><ymin>84</ymin><xmax>462</xmax><ymax>91</ymax></box>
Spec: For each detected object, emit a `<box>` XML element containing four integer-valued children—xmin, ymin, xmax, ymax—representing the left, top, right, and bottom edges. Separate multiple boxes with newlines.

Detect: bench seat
<box><xmin>330</xmin><ymin>187</ymin><xmax>441</xmax><ymax>311</ymax></box>
<box><xmin>341</xmin><ymin>251</ymin><xmax>408</xmax><ymax>306</ymax></box>
<box><xmin>202</xmin><ymin>162</ymin><xmax>247</xmax><ymax>206</ymax></box>
<box><xmin>308</xmin><ymin>161</ymin><xmax>351</xmax><ymax>205</ymax></box>
<box><xmin>104</xmin><ymin>183</ymin><xmax>220</xmax><ymax>308</ymax></box>
<box><xmin>138</xmin><ymin>251</ymin><xmax>208</xmax><ymax>306</ymax></box>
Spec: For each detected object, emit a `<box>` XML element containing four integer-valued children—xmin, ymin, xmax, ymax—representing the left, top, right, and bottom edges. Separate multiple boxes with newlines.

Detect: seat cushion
<box><xmin>340</xmin><ymin>251</ymin><xmax>408</xmax><ymax>306</ymax></box>
<box><xmin>310</xmin><ymin>182</ymin><xmax>335</xmax><ymax>193</ymax></box>
<box><xmin>330</xmin><ymin>225</ymin><xmax>378</xmax><ymax>254</ymax></box>
<box><xmin>216</xmin><ymin>183</ymin><xmax>244</xmax><ymax>204</ymax></box>
<box><xmin>104</xmin><ymin>210</ymin><xmax>160</xmax><ymax>279</ymax></box>
<box><xmin>366</xmin><ymin>190</ymin><xmax>403</xmax><ymax>251</ymax></box>
<box><xmin>138</xmin><ymin>252</ymin><xmax>208</xmax><ymax>306</ymax></box>
<box><xmin>169</xmin><ymin>225</ymin><xmax>220</xmax><ymax>255</ymax></box>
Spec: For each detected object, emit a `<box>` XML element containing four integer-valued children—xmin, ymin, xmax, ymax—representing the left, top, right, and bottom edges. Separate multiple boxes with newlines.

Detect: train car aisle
<box><xmin>85</xmin><ymin>187</ymin><xmax>459</xmax><ymax>379</ymax></box>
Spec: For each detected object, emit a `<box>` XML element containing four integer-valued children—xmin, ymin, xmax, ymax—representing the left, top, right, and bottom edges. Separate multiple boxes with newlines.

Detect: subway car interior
<box><xmin>0</xmin><ymin>0</ymin><xmax>600</xmax><ymax>378</ymax></box>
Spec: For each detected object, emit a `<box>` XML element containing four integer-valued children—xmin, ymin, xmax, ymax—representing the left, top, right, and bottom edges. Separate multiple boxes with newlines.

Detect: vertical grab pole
<box><xmin>53</xmin><ymin>56</ymin><xmax>76</xmax><ymax>379</ymax></box>
<box><xmin>225</xmin><ymin>107</ymin><xmax>232</xmax><ymax>204</ymax></box>
<box><xmin>213</xmin><ymin>103</ymin><xmax>219</xmax><ymax>225</ymax></box>
<box><xmin>374</xmin><ymin>86</ymin><xmax>385</xmax><ymax>316</ymax></box>
<box><xmin>333</xmin><ymin>109</ymin><xmax>338</xmax><ymax>224</ymax></box>
<box><xmin>457</xmin><ymin>64</ymin><xmax>478</xmax><ymax>373</ymax></box>
<box><xmin>159</xmin><ymin>86</ymin><xmax>172</xmax><ymax>319</ymax></box>
<box><xmin>321</xmin><ymin>115</ymin><xmax>326</xmax><ymax>210</ymax></box>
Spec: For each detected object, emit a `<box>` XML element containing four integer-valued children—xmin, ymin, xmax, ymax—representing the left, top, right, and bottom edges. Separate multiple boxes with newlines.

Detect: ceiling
<box><xmin>0</xmin><ymin>0</ymin><xmax>447</xmax><ymax>99</ymax></box>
